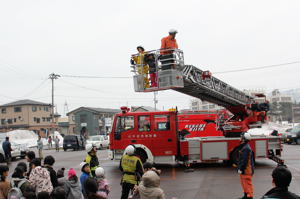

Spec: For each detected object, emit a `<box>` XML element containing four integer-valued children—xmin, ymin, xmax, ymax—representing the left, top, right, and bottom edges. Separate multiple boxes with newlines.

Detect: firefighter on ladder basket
<box><xmin>131</xmin><ymin>46</ymin><xmax>150</xmax><ymax>88</ymax></box>
<box><xmin>160</xmin><ymin>29</ymin><xmax>179</xmax><ymax>70</ymax></box>
<box><xmin>119</xmin><ymin>145</ymin><xmax>144</xmax><ymax>199</ymax></box>
<box><xmin>237</xmin><ymin>133</ymin><xmax>255</xmax><ymax>199</ymax></box>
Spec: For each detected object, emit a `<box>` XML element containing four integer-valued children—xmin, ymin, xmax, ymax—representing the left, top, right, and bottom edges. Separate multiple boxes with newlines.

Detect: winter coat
<box><xmin>43</xmin><ymin>165</ymin><xmax>58</xmax><ymax>187</ymax></box>
<box><xmin>80</xmin><ymin>172</ymin><xmax>90</xmax><ymax>197</ymax></box>
<box><xmin>64</xmin><ymin>179</ymin><xmax>83</xmax><ymax>199</ymax></box>
<box><xmin>237</xmin><ymin>143</ymin><xmax>255</xmax><ymax>175</ymax></box>
<box><xmin>85</xmin><ymin>154</ymin><xmax>99</xmax><ymax>176</ymax></box>
<box><xmin>261</xmin><ymin>187</ymin><xmax>300</xmax><ymax>199</ymax></box>
<box><xmin>10</xmin><ymin>177</ymin><xmax>31</xmax><ymax>195</ymax></box>
<box><xmin>2</xmin><ymin>140</ymin><xmax>12</xmax><ymax>154</ymax></box>
<box><xmin>137</xmin><ymin>171</ymin><xmax>165</xmax><ymax>199</ymax></box>
<box><xmin>29</xmin><ymin>166</ymin><xmax>53</xmax><ymax>193</ymax></box>
<box><xmin>96</xmin><ymin>177</ymin><xmax>109</xmax><ymax>199</ymax></box>
<box><xmin>37</xmin><ymin>139</ymin><xmax>43</xmax><ymax>150</ymax></box>
<box><xmin>0</xmin><ymin>180</ymin><xmax>10</xmax><ymax>199</ymax></box>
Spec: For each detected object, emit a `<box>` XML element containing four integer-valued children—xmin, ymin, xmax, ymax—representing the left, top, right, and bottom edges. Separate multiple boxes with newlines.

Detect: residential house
<box><xmin>67</xmin><ymin>107</ymin><xmax>120</xmax><ymax>136</ymax></box>
<box><xmin>0</xmin><ymin>99</ymin><xmax>55</xmax><ymax>135</ymax></box>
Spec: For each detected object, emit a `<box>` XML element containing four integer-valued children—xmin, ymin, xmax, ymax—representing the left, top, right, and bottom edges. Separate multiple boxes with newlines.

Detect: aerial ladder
<box><xmin>130</xmin><ymin>49</ymin><xmax>270</xmax><ymax>137</ymax></box>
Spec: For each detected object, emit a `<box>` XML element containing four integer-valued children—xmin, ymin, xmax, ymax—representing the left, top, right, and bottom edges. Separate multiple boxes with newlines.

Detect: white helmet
<box><xmin>79</xmin><ymin>162</ymin><xmax>89</xmax><ymax>171</ymax></box>
<box><xmin>241</xmin><ymin>132</ymin><xmax>251</xmax><ymax>141</ymax></box>
<box><xmin>86</xmin><ymin>144</ymin><xmax>96</xmax><ymax>152</ymax></box>
<box><xmin>95</xmin><ymin>167</ymin><xmax>105</xmax><ymax>177</ymax></box>
<box><xmin>169</xmin><ymin>29</ymin><xmax>178</xmax><ymax>34</ymax></box>
<box><xmin>125</xmin><ymin>145</ymin><xmax>135</xmax><ymax>155</ymax></box>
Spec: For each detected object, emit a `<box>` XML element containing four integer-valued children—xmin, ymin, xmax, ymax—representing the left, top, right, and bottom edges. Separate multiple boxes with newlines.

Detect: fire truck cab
<box><xmin>109</xmin><ymin>109</ymin><xmax>178</xmax><ymax>163</ymax></box>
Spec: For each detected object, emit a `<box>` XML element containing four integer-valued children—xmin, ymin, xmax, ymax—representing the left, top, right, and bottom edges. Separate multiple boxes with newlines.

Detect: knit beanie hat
<box><xmin>68</xmin><ymin>168</ymin><xmax>77</xmax><ymax>178</ymax></box>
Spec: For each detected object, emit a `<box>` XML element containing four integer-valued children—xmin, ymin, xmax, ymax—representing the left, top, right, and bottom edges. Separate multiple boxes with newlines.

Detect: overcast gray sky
<box><xmin>0</xmin><ymin>0</ymin><xmax>300</xmax><ymax>115</ymax></box>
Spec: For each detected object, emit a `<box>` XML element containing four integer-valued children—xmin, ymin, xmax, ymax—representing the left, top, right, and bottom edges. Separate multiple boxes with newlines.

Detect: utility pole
<box><xmin>49</xmin><ymin>73</ymin><xmax>60</xmax><ymax>135</ymax></box>
<box><xmin>154</xmin><ymin>91</ymin><xmax>158</xmax><ymax>111</ymax></box>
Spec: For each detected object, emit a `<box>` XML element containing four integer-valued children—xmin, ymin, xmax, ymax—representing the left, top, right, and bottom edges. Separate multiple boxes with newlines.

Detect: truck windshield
<box><xmin>116</xmin><ymin>116</ymin><xmax>134</xmax><ymax>132</ymax></box>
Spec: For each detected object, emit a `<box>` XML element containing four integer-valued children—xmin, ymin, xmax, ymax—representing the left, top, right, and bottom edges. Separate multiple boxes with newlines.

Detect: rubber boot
<box><xmin>238</xmin><ymin>193</ymin><xmax>247</xmax><ymax>199</ymax></box>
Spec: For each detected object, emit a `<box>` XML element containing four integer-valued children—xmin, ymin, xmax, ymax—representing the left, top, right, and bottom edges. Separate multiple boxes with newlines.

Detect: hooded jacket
<box><xmin>10</xmin><ymin>177</ymin><xmax>31</xmax><ymax>195</ymax></box>
<box><xmin>137</xmin><ymin>171</ymin><xmax>165</xmax><ymax>199</ymax></box>
<box><xmin>29</xmin><ymin>166</ymin><xmax>53</xmax><ymax>193</ymax></box>
<box><xmin>64</xmin><ymin>179</ymin><xmax>83</xmax><ymax>199</ymax></box>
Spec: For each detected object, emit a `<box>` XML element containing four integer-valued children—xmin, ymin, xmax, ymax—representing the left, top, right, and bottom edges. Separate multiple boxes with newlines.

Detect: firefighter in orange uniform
<box><xmin>160</xmin><ymin>29</ymin><xmax>178</xmax><ymax>70</ymax></box>
<box><xmin>237</xmin><ymin>132</ymin><xmax>255</xmax><ymax>199</ymax></box>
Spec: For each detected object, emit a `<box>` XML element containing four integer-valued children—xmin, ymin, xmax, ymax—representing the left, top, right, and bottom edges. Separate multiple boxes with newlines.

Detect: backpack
<box><xmin>7</xmin><ymin>179</ymin><xmax>27</xmax><ymax>199</ymax></box>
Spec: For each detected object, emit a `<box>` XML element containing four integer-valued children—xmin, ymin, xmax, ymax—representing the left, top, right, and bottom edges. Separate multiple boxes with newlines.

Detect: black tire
<box><xmin>135</xmin><ymin>149</ymin><xmax>147</xmax><ymax>163</ymax></box>
<box><xmin>63</xmin><ymin>148</ymin><xmax>67</xmax><ymax>151</ymax></box>
<box><xmin>0</xmin><ymin>154</ymin><xmax>4</xmax><ymax>163</ymax></box>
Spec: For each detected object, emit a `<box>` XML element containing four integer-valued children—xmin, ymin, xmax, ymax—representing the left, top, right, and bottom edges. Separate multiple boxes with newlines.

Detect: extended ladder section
<box><xmin>131</xmin><ymin>49</ymin><xmax>254</xmax><ymax>108</ymax></box>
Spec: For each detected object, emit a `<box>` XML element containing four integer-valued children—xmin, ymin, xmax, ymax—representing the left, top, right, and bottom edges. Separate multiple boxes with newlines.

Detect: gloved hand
<box><xmin>238</xmin><ymin>170</ymin><xmax>242</xmax><ymax>174</ymax></box>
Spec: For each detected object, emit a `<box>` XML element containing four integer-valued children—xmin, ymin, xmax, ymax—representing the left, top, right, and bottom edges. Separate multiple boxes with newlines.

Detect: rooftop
<box><xmin>0</xmin><ymin>99</ymin><xmax>51</xmax><ymax>107</ymax></box>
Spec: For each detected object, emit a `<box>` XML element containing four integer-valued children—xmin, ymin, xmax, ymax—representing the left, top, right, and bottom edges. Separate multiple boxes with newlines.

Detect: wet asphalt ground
<box><xmin>5</xmin><ymin>144</ymin><xmax>300</xmax><ymax>199</ymax></box>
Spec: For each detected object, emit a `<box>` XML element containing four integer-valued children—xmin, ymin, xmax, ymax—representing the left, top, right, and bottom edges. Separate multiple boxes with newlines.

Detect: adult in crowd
<box><xmin>54</xmin><ymin>136</ymin><xmax>60</xmax><ymax>152</ymax></box>
<box><xmin>85</xmin><ymin>145</ymin><xmax>99</xmax><ymax>177</ymax></box>
<box><xmin>2</xmin><ymin>136</ymin><xmax>12</xmax><ymax>165</ymax></box>
<box><xmin>0</xmin><ymin>165</ymin><xmax>10</xmax><ymax>199</ymax></box>
<box><xmin>29</xmin><ymin>158</ymin><xmax>53</xmax><ymax>194</ymax></box>
<box><xmin>43</xmin><ymin>155</ymin><xmax>58</xmax><ymax>188</ymax></box>
<box><xmin>119</xmin><ymin>145</ymin><xmax>144</xmax><ymax>199</ymax></box>
<box><xmin>237</xmin><ymin>133</ymin><xmax>255</xmax><ymax>199</ymax></box>
<box><xmin>48</xmin><ymin>136</ymin><xmax>52</xmax><ymax>150</ymax></box>
<box><xmin>37</xmin><ymin>136</ymin><xmax>44</xmax><ymax>160</ymax></box>
<box><xmin>261</xmin><ymin>166</ymin><xmax>300</xmax><ymax>199</ymax></box>
<box><xmin>51</xmin><ymin>186</ymin><xmax>66</xmax><ymax>199</ymax></box>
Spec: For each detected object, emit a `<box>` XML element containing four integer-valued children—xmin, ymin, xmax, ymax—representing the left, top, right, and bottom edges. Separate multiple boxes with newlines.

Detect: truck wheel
<box><xmin>135</xmin><ymin>148</ymin><xmax>148</xmax><ymax>163</ymax></box>
<box><xmin>63</xmin><ymin>148</ymin><xmax>67</xmax><ymax>151</ymax></box>
<box><xmin>0</xmin><ymin>154</ymin><xmax>4</xmax><ymax>163</ymax></box>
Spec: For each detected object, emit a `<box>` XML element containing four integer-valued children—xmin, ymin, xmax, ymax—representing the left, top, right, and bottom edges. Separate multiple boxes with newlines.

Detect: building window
<box><xmin>154</xmin><ymin>115</ymin><xmax>170</xmax><ymax>131</ymax></box>
<box><xmin>14</xmin><ymin>118</ymin><xmax>16</xmax><ymax>123</ymax></box>
<box><xmin>1</xmin><ymin>108</ymin><xmax>6</xmax><ymax>114</ymax></box>
<box><xmin>36</xmin><ymin>118</ymin><xmax>40</xmax><ymax>123</ymax></box>
<box><xmin>39</xmin><ymin>107</ymin><xmax>42</xmax><ymax>111</ymax></box>
<box><xmin>80</xmin><ymin>114</ymin><xmax>87</xmax><ymax>123</ymax></box>
<box><xmin>42</xmin><ymin>117</ymin><xmax>45</xmax><ymax>122</ymax></box>
<box><xmin>47</xmin><ymin>117</ymin><xmax>51</xmax><ymax>122</ymax></box>
<box><xmin>72</xmin><ymin>116</ymin><xmax>75</xmax><ymax>121</ymax></box>
<box><xmin>44</xmin><ymin>107</ymin><xmax>49</xmax><ymax>112</ymax></box>
<box><xmin>14</xmin><ymin>107</ymin><xmax>22</xmax><ymax>112</ymax></box>
<box><xmin>138</xmin><ymin>115</ymin><xmax>150</xmax><ymax>132</ymax></box>
<box><xmin>32</xmin><ymin>106</ymin><xmax>37</xmax><ymax>112</ymax></box>
<box><xmin>7</xmin><ymin>119</ymin><xmax>12</xmax><ymax>124</ymax></box>
<box><xmin>1</xmin><ymin>119</ymin><xmax>5</xmax><ymax>125</ymax></box>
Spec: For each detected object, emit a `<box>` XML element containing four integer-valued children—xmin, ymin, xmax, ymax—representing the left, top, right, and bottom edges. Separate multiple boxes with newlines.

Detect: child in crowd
<box><xmin>64</xmin><ymin>168</ymin><xmax>82</xmax><ymax>199</ymax></box>
<box><xmin>79</xmin><ymin>162</ymin><xmax>90</xmax><ymax>198</ymax></box>
<box><xmin>95</xmin><ymin>167</ymin><xmax>110</xmax><ymax>199</ymax></box>
<box><xmin>37</xmin><ymin>191</ymin><xmax>50</xmax><ymax>199</ymax></box>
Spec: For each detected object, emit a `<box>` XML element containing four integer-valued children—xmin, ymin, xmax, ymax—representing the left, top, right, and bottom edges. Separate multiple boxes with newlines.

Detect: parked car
<box><xmin>0</xmin><ymin>140</ymin><xmax>21</xmax><ymax>162</ymax></box>
<box><xmin>63</xmin><ymin>135</ymin><xmax>85</xmax><ymax>151</ymax></box>
<box><xmin>285</xmin><ymin>126</ymin><xmax>300</xmax><ymax>144</ymax></box>
<box><xmin>86</xmin><ymin>135</ymin><xmax>109</xmax><ymax>149</ymax></box>
<box><xmin>282</xmin><ymin>128</ymin><xmax>293</xmax><ymax>143</ymax></box>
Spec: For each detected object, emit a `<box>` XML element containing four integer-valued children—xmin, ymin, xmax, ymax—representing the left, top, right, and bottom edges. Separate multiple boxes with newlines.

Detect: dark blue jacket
<box><xmin>80</xmin><ymin>172</ymin><xmax>90</xmax><ymax>198</ymax></box>
<box><xmin>237</xmin><ymin>142</ymin><xmax>255</xmax><ymax>175</ymax></box>
<box><xmin>2</xmin><ymin>140</ymin><xmax>11</xmax><ymax>154</ymax></box>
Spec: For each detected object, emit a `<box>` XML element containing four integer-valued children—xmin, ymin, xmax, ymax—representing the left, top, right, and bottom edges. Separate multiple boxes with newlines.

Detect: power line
<box><xmin>214</xmin><ymin>60</ymin><xmax>300</xmax><ymax>74</ymax></box>
<box><xmin>20</xmin><ymin>78</ymin><xmax>49</xmax><ymax>98</ymax></box>
<box><xmin>60</xmin><ymin>74</ymin><xmax>131</xmax><ymax>79</ymax></box>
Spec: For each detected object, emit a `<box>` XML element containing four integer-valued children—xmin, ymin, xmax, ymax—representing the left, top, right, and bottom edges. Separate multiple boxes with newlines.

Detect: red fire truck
<box><xmin>109</xmin><ymin>49</ymin><xmax>283</xmax><ymax>166</ymax></box>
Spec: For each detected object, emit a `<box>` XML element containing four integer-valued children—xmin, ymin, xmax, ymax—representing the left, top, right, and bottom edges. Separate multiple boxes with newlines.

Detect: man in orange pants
<box><xmin>237</xmin><ymin>132</ymin><xmax>255</xmax><ymax>199</ymax></box>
